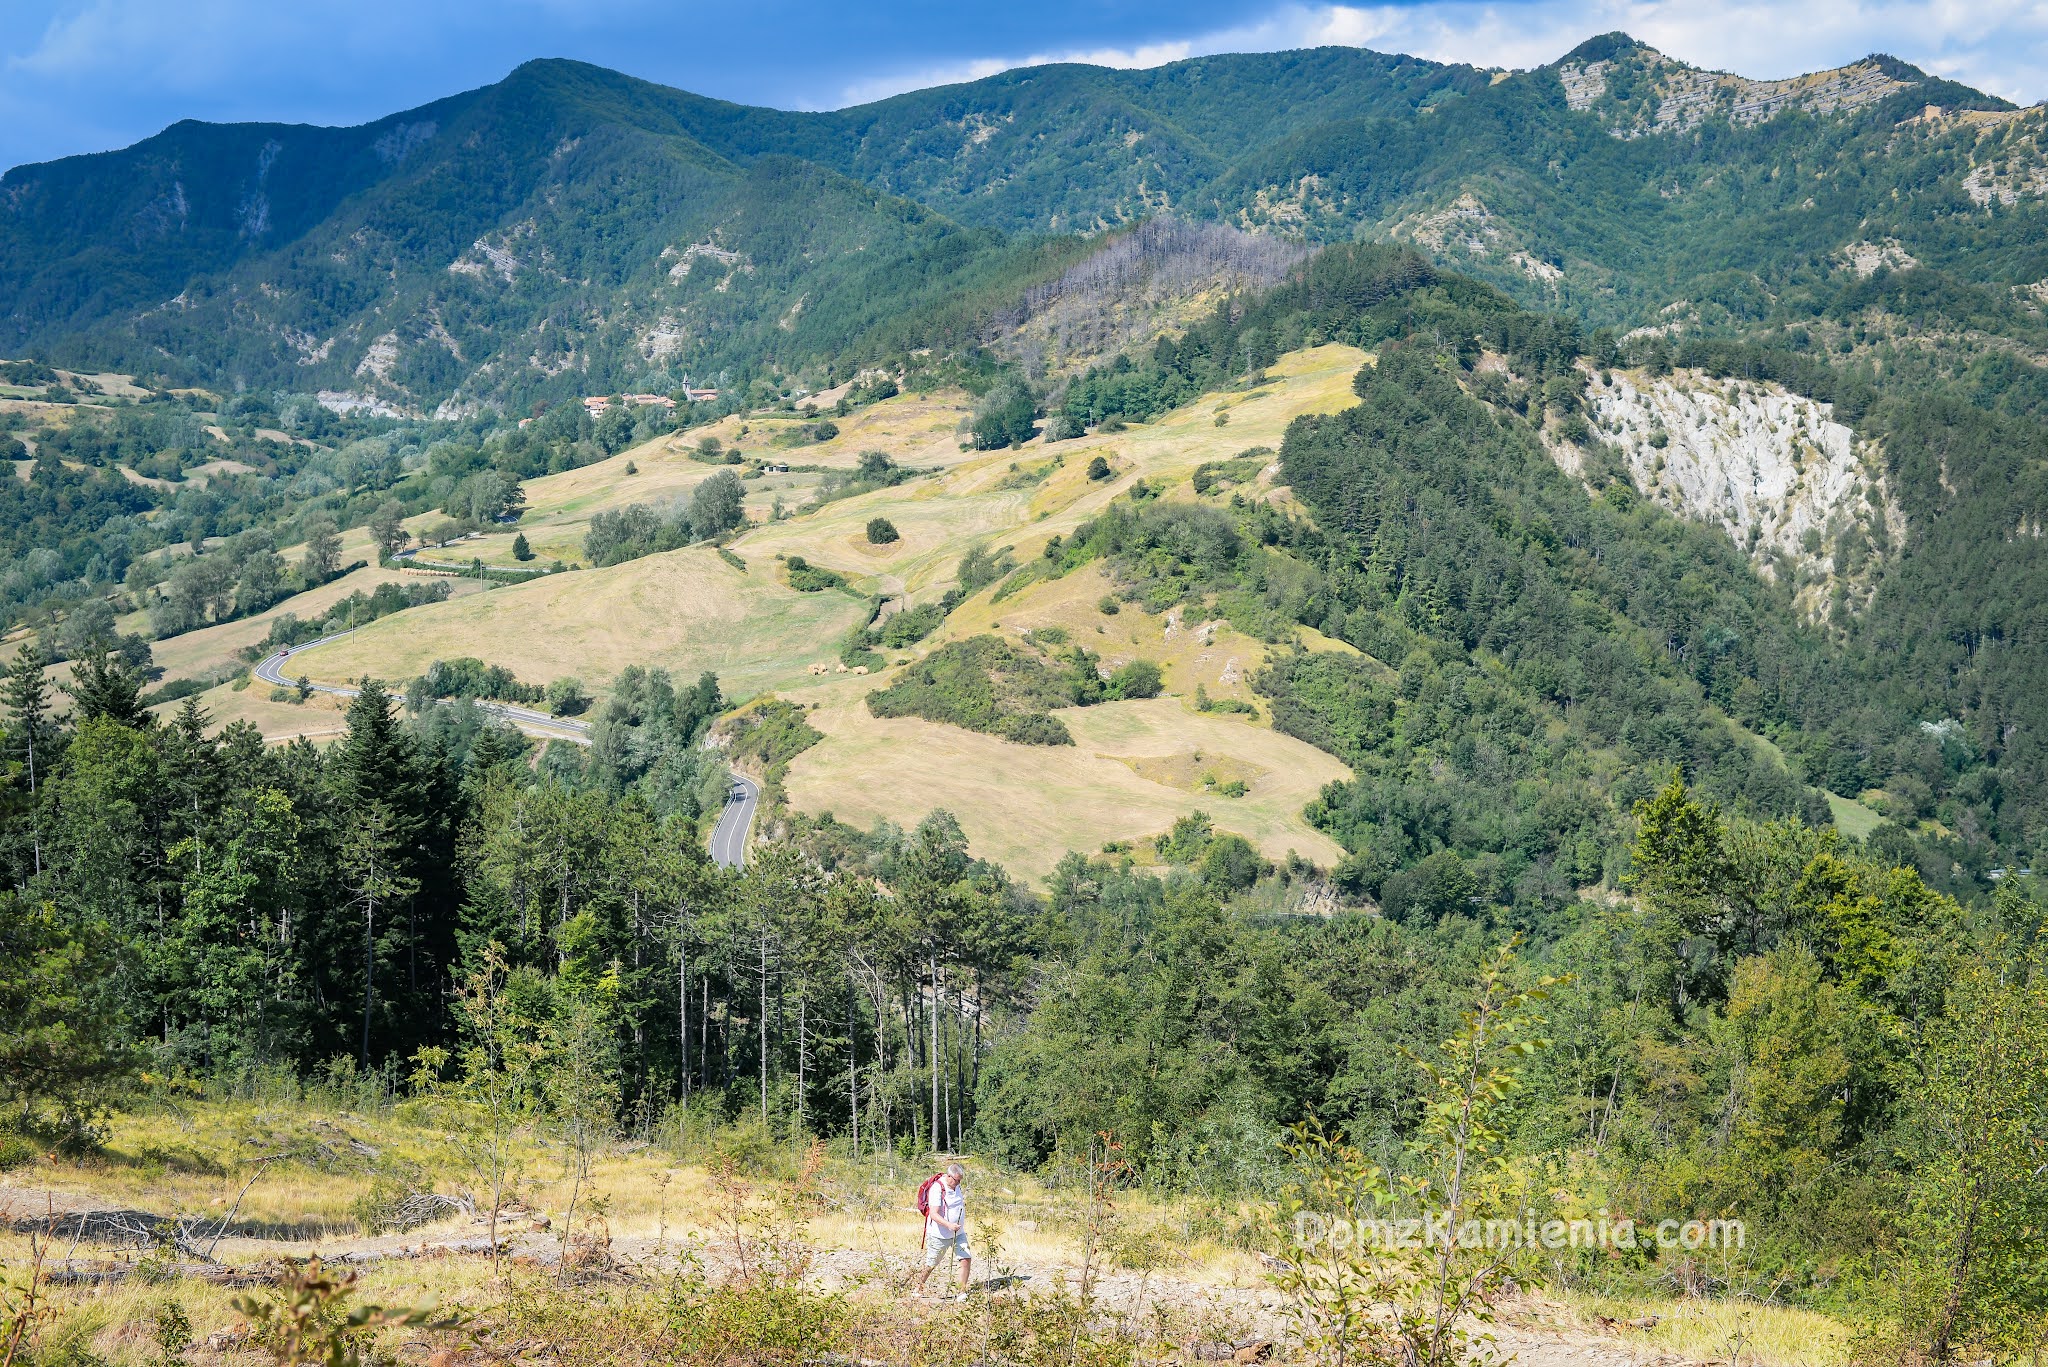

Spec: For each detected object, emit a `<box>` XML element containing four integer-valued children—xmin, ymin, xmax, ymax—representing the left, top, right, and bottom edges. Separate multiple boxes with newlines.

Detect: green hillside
<box><xmin>5</xmin><ymin>33</ymin><xmax>2048</xmax><ymax>887</ymax></box>
<box><xmin>8</xmin><ymin>35</ymin><xmax>2048</xmax><ymax>418</ymax></box>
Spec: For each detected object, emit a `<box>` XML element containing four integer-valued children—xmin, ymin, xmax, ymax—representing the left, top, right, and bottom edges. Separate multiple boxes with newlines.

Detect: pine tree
<box><xmin>1</xmin><ymin>644</ymin><xmax>55</xmax><ymax>797</ymax></box>
<box><xmin>65</xmin><ymin>645</ymin><xmax>147</xmax><ymax>728</ymax></box>
<box><xmin>511</xmin><ymin>532</ymin><xmax>534</xmax><ymax>562</ymax></box>
<box><xmin>1</xmin><ymin>644</ymin><xmax>58</xmax><ymax>876</ymax></box>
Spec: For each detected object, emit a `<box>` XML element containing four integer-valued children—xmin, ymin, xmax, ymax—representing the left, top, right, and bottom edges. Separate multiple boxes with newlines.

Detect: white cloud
<box><xmin>833</xmin><ymin>0</ymin><xmax>2048</xmax><ymax>110</ymax></box>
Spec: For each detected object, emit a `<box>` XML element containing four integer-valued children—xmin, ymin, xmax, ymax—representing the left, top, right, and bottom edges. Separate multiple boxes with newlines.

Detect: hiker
<box><xmin>912</xmin><ymin>1162</ymin><xmax>972</xmax><ymax>1298</ymax></box>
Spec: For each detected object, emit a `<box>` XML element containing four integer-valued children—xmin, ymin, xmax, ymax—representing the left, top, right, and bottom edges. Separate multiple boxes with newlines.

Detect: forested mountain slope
<box><xmin>7</xmin><ymin>36</ymin><xmax>2046</xmax><ymax>415</ymax></box>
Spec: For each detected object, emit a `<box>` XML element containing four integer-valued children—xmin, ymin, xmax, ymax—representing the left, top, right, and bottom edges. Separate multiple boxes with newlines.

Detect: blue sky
<box><xmin>4</xmin><ymin>0</ymin><xmax>2045</xmax><ymax>174</ymax></box>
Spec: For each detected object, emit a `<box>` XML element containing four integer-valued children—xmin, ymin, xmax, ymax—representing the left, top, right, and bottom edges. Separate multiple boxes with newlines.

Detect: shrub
<box><xmin>1086</xmin><ymin>455</ymin><xmax>1112</xmax><ymax>480</ymax></box>
<box><xmin>546</xmin><ymin>677</ymin><xmax>590</xmax><ymax>717</ymax></box>
<box><xmin>865</xmin><ymin>517</ymin><xmax>900</xmax><ymax>545</ymax></box>
<box><xmin>865</xmin><ymin>634</ymin><xmax>1084</xmax><ymax>744</ymax></box>
<box><xmin>785</xmin><ymin>556</ymin><xmax>849</xmax><ymax>592</ymax></box>
<box><xmin>1106</xmin><ymin>658</ymin><xmax>1163</xmax><ymax>700</ymax></box>
<box><xmin>511</xmin><ymin>533</ymin><xmax>534</xmax><ymax>562</ymax></box>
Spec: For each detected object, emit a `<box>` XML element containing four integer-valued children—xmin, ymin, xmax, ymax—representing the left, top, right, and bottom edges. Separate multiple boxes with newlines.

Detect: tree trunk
<box><xmin>848</xmin><ymin>980</ymin><xmax>858</xmax><ymax>1155</ymax></box>
<box><xmin>759</xmin><ymin>930</ymin><xmax>769</xmax><ymax>1127</ymax></box>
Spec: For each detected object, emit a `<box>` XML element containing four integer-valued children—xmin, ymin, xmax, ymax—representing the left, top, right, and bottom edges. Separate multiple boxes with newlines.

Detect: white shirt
<box><xmin>930</xmin><ymin>1180</ymin><xmax>965</xmax><ymax>1235</ymax></box>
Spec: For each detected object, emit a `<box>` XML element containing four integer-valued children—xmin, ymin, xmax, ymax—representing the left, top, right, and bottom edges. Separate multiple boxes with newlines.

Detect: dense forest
<box><xmin>7</xmin><ymin>601</ymin><xmax>2047</xmax><ymax>1360</ymax></box>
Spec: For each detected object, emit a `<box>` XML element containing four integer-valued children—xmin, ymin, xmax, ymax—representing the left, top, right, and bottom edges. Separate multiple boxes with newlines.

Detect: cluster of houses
<box><xmin>577</xmin><ymin>388</ymin><xmax>718</xmax><ymax>419</ymax></box>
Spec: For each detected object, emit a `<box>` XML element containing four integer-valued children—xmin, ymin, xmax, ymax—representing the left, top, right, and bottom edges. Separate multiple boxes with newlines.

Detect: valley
<box><xmin>4</xmin><ymin>26</ymin><xmax>2048</xmax><ymax>1367</ymax></box>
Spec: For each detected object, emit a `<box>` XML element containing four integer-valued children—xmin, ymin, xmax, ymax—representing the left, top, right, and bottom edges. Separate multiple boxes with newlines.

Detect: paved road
<box><xmin>253</xmin><ymin>632</ymin><xmax>593</xmax><ymax>746</ymax></box>
<box><xmin>709</xmin><ymin>772</ymin><xmax>761</xmax><ymax>869</ymax></box>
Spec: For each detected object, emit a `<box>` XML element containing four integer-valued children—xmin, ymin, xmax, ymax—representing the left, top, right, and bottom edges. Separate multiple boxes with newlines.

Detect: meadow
<box><xmin>249</xmin><ymin>346</ymin><xmax>1371</xmax><ymax>872</ymax></box>
<box><xmin>0</xmin><ymin>1092</ymin><xmax>1853</xmax><ymax>1367</ymax></box>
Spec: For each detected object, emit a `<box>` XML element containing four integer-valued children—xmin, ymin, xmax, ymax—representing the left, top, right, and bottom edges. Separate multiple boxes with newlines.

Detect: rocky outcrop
<box><xmin>1574</xmin><ymin>368</ymin><xmax>1902</xmax><ymax>622</ymax></box>
<box><xmin>1557</xmin><ymin>50</ymin><xmax>1909</xmax><ymax>139</ymax></box>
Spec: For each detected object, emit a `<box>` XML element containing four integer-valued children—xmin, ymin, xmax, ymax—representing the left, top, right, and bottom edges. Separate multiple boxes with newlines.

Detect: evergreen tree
<box><xmin>65</xmin><ymin>645</ymin><xmax>147</xmax><ymax>728</ymax></box>
<box><xmin>1</xmin><ymin>643</ymin><xmax>59</xmax><ymax>877</ymax></box>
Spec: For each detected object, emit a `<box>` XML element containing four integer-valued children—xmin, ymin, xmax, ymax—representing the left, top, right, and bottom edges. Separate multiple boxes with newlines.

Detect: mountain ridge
<box><xmin>3</xmin><ymin>36</ymin><xmax>2041</xmax><ymax>415</ymax></box>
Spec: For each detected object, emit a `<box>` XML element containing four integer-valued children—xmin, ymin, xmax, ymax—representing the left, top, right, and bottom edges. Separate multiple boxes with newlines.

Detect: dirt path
<box><xmin>2</xmin><ymin>1183</ymin><xmax>1697</xmax><ymax>1367</ymax></box>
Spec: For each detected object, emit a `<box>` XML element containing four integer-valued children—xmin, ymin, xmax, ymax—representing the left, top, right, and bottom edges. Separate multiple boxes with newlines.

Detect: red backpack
<box><xmin>915</xmin><ymin>1173</ymin><xmax>944</xmax><ymax>1219</ymax></box>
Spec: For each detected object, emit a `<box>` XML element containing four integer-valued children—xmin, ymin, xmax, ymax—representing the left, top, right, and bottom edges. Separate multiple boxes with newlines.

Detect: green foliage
<box><xmin>511</xmin><ymin>532</ymin><xmax>533</xmax><ymax>562</ymax></box>
<box><xmin>956</xmin><ymin>543</ymin><xmax>1015</xmax><ymax>595</ymax></box>
<box><xmin>233</xmin><ymin>1259</ymin><xmax>447</xmax><ymax>1367</ymax></box>
<box><xmin>545</xmin><ymin>677</ymin><xmax>590</xmax><ymax>718</ymax></box>
<box><xmin>723</xmin><ymin>699</ymin><xmax>823</xmax><ymax>779</ymax></box>
<box><xmin>864</xmin><ymin>634</ymin><xmax>1097</xmax><ymax>745</ymax></box>
<box><xmin>782</xmin><ymin>556</ymin><xmax>849</xmax><ymax>593</ymax></box>
<box><xmin>0</xmin><ymin>893</ymin><xmax>133</xmax><ymax>1143</ymax></box>
<box><xmin>970</xmin><ymin>378</ymin><xmax>1037</xmax><ymax>449</ymax></box>
<box><xmin>1884</xmin><ymin>938</ymin><xmax>2048</xmax><ymax>1361</ymax></box>
<box><xmin>1104</xmin><ymin>658</ymin><xmax>1162</xmax><ymax>700</ymax></box>
<box><xmin>413</xmin><ymin>658</ymin><xmax>545</xmax><ymax>707</ymax></box>
<box><xmin>1191</xmin><ymin>448</ymin><xmax>1272</xmax><ymax>494</ymax></box>
<box><xmin>254</xmin><ymin>581</ymin><xmax>451</xmax><ymax>653</ymax></box>
<box><xmin>812</xmin><ymin>451</ymin><xmax>919</xmax><ymax>507</ymax></box>
<box><xmin>864</xmin><ymin>516</ymin><xmax>899</xmax><ymax>545</ymax></box>
<box><xmin>691</xmin><ymin>471</ymin><xmax>747</xmax><ymax>541</ymax></box>
<box><xmin>1270</xmin><ymin>942</ymin><xmax>1561</xmax><ymax>1367</ymax></box>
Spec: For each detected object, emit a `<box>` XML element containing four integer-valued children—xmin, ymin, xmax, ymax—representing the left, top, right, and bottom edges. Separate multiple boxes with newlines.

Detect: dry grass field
<box><xmin>289</xmin><ymin>545</ymin><xmax>866</xmax><ymax>700</ymax></box>
<box><xmin>146</xmin><ymin>679</ymin><xmax>354</xmax><ymax>743</ymax></box>
<box><xmin>0</xmin><ymin>1094</ymin><xmax>1853</xmax><ymax>1367</ymax></box>
<box><xmin>140</xmin><ymin>566</ymin><xmax>489</xmax><ymax>687</ymax></box>
<box><xmin>784</xmin><ymin>693</ymin><xmax>1349</xmax><ymax>881</ymax></box>
<box><xmin>217</xmin><ymin>347</ymin><xmax>1373</xmax><ymax>877</ymax></box>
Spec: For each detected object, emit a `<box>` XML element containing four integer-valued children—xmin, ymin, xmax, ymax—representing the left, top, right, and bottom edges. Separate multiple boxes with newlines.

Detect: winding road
<box><xmin>708</xmin><ymin>773</ymin><xmax>761</xmax><ymax>869</ymax></box>
<box><xmin>254</xmin><ymin>631</ymin><xmax>759</xmax><ymax>868</ymax></box>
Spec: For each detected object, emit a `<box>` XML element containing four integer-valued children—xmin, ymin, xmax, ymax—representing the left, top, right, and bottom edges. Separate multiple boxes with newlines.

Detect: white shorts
<box><xmin>923</xmin><ymin>1226</ymin><xmax>973</xmax><ymax>1266</ymax></box>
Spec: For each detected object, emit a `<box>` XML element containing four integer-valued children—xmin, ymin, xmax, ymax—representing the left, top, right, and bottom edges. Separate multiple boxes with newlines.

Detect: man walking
<box><xmin>913</xmin><ymin>1163</ymin><xmax>972</xmax><ymax>1298</ymax></box>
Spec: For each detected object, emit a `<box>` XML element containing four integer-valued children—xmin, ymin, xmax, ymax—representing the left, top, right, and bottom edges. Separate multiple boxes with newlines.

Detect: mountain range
<box><xmin>3</xmin><ymin>34</ymin><xmax>2043</xmax><ymax>418</ymax></box>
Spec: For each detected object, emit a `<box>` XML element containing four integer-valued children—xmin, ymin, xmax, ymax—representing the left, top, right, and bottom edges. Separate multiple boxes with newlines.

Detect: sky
<box><xmin>4</xmin><ymin>0</ymin><xmax>2045</xmax><ymax>175</ymax></box>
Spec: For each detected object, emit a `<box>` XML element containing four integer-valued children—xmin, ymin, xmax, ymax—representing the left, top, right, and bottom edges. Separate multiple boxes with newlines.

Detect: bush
<box><xmin>1086</xmin><ymin>455</ymin><xmax>1112</xmax><ymax>480</ymax></box>
<box><xmin>785</xmin><ymin>556</ymin><xmax>849</xmax><ymax>592</ymax></box>
<box><xmin>1098</xmin><ymin>595</ymin><xmax>1121</xmax><ymax>615</ymax></box>
<box><xmin>1044</xmin><ymin>414</ymin><xmax>1086</xmax><ymax>441</ymax></box>
<box><xmin>418</xmin><ymin>658</ymin><xmax>544</xmax><ymax>706</ymax></box>
<box><xmin>546</xmin><ymin>677</ymin><xmax>590</xmax><ymax>717</ymax></box>
<box><xmin>0</xmin><ymin>1131</ymin><xmax>35</xmax><ymax>1170</ymax></box>
<box><xmin>511</xmin><ymin>533</ymin><xmax>534</xmax><ymax>562</ymax></box>
<box><xmin>1106</xmin><ymin>658</ymin><xmax>1163</xmax><ymax>700</ymax></box>
<box><xmin>865</xmin><ymin>517</ymin><xmax>900</xmax><ymax>545</ymax></box>
<box><xmin>865</xmin><ymin>634</ymin><xmax>1084</xmax><ymax>744</ymax></box>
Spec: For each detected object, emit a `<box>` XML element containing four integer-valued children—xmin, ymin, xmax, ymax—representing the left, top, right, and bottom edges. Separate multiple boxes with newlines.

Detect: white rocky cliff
<box><xmin>1571</xmin><ymin>368</ymin><xmax>1902</xmax><ymax>623</ymax></box>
